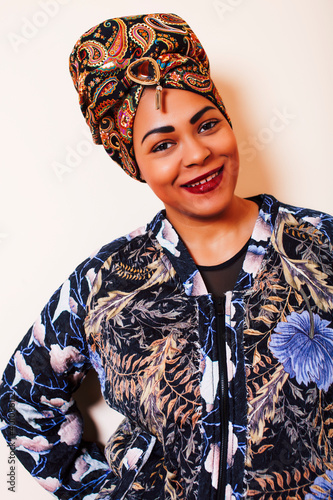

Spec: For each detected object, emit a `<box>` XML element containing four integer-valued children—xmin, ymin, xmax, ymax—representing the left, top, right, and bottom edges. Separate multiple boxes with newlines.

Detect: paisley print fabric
<box><xmin>69</xmin><ymin>13</ymin><xmax>230</xmax><ymax>181</ymax></box>
<box><xmin>0</xmin><ymin>194</ymin><xmax>332</xmax><ymax>499</ymax></box>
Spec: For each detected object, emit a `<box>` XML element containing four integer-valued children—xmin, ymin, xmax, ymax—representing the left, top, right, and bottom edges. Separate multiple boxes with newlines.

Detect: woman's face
<box><xmin>133</xmin><ymin>87</ymin><xmax>239</xmax><ymax>225</ymax></box>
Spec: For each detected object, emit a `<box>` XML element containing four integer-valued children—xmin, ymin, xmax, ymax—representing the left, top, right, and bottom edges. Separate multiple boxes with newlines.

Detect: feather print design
<box><xmin>85</xmin><ymin>253</ymin><xmax>176</xmax><ymax>346</ymax></box>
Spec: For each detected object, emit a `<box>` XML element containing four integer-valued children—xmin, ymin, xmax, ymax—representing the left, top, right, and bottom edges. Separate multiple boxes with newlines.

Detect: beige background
<box><xmin>1</xmin><ymin>0</ymin><xmax>332</xmax><ymax>498</ymax></box>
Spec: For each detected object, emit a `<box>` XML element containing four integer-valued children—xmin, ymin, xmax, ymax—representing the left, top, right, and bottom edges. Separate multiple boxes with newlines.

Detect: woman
<box><xmin>0</xmin><ymin>13</ymin><xmax>332</xmax><ymax>500</ymax></box>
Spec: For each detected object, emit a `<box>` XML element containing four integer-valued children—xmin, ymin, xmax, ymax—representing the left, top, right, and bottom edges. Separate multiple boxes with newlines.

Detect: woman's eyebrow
<box><xmin>141</xmin><ymin>106</ymin><xmax>216</xmax><ymax>144</ymax></box>
<box><xmin>190</xmin><ymin>106</ymin><xmax>215</xmax><ymax>124</ymax></box>
<box><xmin>141</xmin><ymin>125</ymin><xmax>175</xmax><ymax>144</ymax></box>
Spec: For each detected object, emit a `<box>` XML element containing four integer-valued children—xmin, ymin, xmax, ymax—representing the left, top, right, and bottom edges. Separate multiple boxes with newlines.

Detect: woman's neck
<box><xmin>165</xmin><ymin>196</ymin><xmax>259</xmax><ymax>266</ymax></box>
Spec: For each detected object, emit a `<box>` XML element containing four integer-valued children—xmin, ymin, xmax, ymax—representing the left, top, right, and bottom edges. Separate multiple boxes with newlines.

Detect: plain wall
<box><xmin>1</xmin><ymin>0</ymin><xmax>332</xmax><ymax>497</ymax></box>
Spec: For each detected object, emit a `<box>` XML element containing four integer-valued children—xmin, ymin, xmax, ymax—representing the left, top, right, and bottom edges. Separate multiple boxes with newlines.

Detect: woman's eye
<box><xmin>199</xmin><ymin>120</ymin><xmax>218</xmax><ymax>133</ymax></box>
<box><xmin>152</xmin><ymin>141</ymin><xmax>172</xmax><ymax>153</ymax></box>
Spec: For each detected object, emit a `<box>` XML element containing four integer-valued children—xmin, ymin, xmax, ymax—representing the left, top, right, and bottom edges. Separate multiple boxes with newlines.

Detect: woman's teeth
<box><xmin>186</xmin><ymin>169</ymin><xmax>221</xmax><ymax>187</ymax></box>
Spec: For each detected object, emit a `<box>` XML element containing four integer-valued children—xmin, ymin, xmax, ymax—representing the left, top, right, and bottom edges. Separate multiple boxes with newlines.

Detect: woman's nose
<box><xmin>182</xmin><ymin>137</ymin><xmax>211</xmax><ymax>168</ymax></box>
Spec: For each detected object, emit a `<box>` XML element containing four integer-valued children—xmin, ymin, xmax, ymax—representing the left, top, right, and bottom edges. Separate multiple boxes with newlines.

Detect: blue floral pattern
<box><xmin>244</xmin><ymin>202</ymin><xmax>333</xmax><ymax>498</ymax></box>
<box><xmin>270</xmin><ymin>311</ymin><xmax>333</xmax><ymax>391</ymax></box>
<box><xmin>305</xmin><ymin>469</ymin><xmax>333</xmax><ymax>499</ymax></box>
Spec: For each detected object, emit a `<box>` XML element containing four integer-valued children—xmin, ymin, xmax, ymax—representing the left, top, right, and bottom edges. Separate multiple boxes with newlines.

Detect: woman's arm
<box><xmin>0</xmin><ymin>245</ymin><xmax>122</xmax><ymax>499</ymax></box>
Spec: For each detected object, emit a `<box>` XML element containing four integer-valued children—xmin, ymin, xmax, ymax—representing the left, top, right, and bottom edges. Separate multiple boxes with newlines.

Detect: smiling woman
<box><xmin>133</xmin><ymin>87</ymin><xmax>258</xmax><ymax>265</ymax></box>
<box><xmin>0</xmin><ymin>11</ymin><xmax>333</xmax><ymax>500</ymax></box>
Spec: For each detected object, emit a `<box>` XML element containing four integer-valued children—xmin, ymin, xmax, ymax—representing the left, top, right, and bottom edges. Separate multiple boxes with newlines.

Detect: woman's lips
<box><xmin>181</xmin><ymin>167</ymin><xmax>224</xmax><ymax>194</ymax></box>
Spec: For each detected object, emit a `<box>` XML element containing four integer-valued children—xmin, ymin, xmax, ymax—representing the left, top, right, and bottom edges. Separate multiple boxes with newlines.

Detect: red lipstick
<box><xmin>181</xmin><ymin>167</ymin><xmax>224</xmax><ymax>194</ymax></box>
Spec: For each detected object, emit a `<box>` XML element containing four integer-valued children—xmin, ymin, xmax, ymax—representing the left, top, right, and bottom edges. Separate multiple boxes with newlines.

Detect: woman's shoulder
<box><xmin>260</xmin><ymin>193</ymin><xmax>333</xmax><ymax>242</ymax></box>
<box><xmin>75</xmin><ymin>211</ymin><xmax>166</xmax><ymax>280</ymax></box>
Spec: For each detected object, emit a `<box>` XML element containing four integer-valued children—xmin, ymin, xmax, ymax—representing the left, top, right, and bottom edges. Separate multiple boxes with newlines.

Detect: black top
<box><xmin>197</xmin><ymin>239</ymin><xmax>249</xmax><ymax>296</ymax></box>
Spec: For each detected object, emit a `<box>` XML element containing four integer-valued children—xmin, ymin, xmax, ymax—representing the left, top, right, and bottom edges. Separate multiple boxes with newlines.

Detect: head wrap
<box><xmin>69</xmin><ymin>13</ymin><xmax>231</xmax><ymax>181</ymax></box>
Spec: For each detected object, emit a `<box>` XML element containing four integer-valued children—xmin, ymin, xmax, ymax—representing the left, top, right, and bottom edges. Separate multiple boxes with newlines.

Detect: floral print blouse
<box><xmin>0</xmin><ymin>194</ymin><xmax>332</xmax><ymax>499</ymax></box>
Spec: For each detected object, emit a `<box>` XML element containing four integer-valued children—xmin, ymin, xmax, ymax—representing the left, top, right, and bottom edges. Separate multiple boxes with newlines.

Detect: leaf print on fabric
<box><xmin>305</xmin><ymin>468</ymin><xmax>333</xmax><ymax>499</ymax></box>
<box><xmin>85</xmin><ymin>254</ymin><xmax>176</xmax><ymax>344</ymax></box>
<box><xmin>245</xmin><ymin>204</ymin><xmax>333</xmax><ymax>498</ymax></box>
<box><xmin>270</xmin><ymin>311</ymin><xmax>333</xmax><ymax>392</ymax></box>
<box><xmin>248</xmin><ymin>364</ymin><xmax>289</xmax><ymax>444</ymax></box>
<box><xmin>138</xmin><ymin>332</ymin><xmax>201</xmax><ymax>434</ymax></box>
<box><xmin>271</xmin><ymin>212</ymin><xmax>333</xmax><ymax>312</ymax></box>
<box><xmin>83</xmin><ymin>232</ymin><xmax>204</xmax><ymax>498</ymax></box>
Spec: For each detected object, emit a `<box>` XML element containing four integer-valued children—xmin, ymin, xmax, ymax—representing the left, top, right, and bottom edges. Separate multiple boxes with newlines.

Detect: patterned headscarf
<box><xmin>69</xmin><ymin>13</ymin><xmax>231</xmax><ymax>181</ymax></box>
